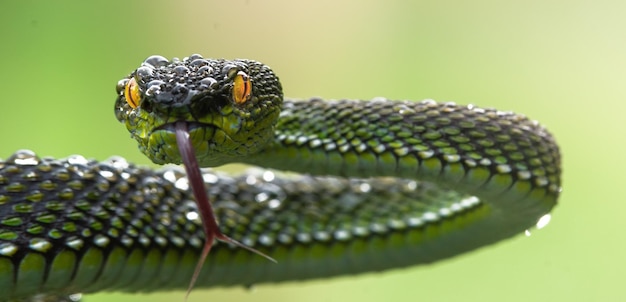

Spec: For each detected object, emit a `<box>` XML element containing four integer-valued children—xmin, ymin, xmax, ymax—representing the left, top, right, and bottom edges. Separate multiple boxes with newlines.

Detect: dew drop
<box><xmin>143</xmin><ymin>55</ymin><xmax>169</xmax><ymax>68</ymax></box>
<box><xmin>29</xmin><ymin>238</ymin><xmax>52</xmax><ymax>252</ymax></box>
<box><xmin>98</xmin><ymin>170</ymin><xmax>115</xmax><ymax>180</ymax></box>
<box><xmin>358</xmin><ymin>183</ymin><xmax>371</xmax><ymax>193</ymax></box>
<box><xmin>255</xmin><ymin>192</ymin><xmax>270</xmax><ymax>203</ymax></box>
<box><xmin>186</xmin><ymin>211</ymin><xmax>199</xmax><ymax>221</ymax></box>
<box><xmin>268</xmin><ymin>199</ymin><xmax>281</xmax><ymax>209</ymax></box>
<box><xmin>422</xmin><ymin>212</ymin><xmax>438</xmax><ymax>222</ymax></box>
<box><xmin>188</xmin><ymin>54</ymin><xmax>204</xmax><ymax>61</ymax></box>
<box><xmin>262</xmin><ymin>170</ymin><xmax>275</xmax><ymax>182</ymax></box>
<box><xmin>163</xmin><ymin>170</ymin><xmax>178</xmax><ymax>183</ymax></box>
<box><xmin>173</xmin><ymin>65</ymin><xmax>190</xmax><ymax>75</ymax></box>
<box><xmin>65</xmin><ymin>238</ymin><xmax>84</xmax><ymax>250</ymax></box>
<box><xmin>190</xmin><ymin>58</ymin><xmax>209</xmax><ymax>67</ymax></box>
<box><xmin>536</xmin><ymin>214</ymin><xmax>551</xmax><ymax>229</ymax></box>
<box><xmin>175</xmin><ymin>178</ymin><xmax>189</xmax><ymax>190</ymax></box>
<box><xmin>197</xmin><ymin>77</ymin><xmax>216</xmax><ymax>90</ymax></box>
<box><xmin>67</xmin><ymin>155</ymin><xmax>88</xmax><ymax>165</ymax></box>
<box><xmin>0</xmin><ymin>243</ymin><xmax>18</xmax><ymax>256</ymax></box>
<box><xmin>197</xmin><ymin>66</ymin><xmax>213</xmax><ymax>75</ymax></box>
<box><xmin>334</xmin><ymin>230</ymin><xmax>351</xmax><ymax>241</ymax></box>
<box><xmin>135</xmin><ymin>66</ymin><xmax>154</xmax><ymax>82</ymax></box>
<box><xmin>202</xmin><ymin>173</ymin><xmax>218</xmax><ymax>184</ymax></box>
<box><xmin>105</xmin><ymin>156</ymin><xmax>129</xmax><ymax>169</ymax></box>
<box><xmin>8</xmin><ymin>150</ymin><xmax>40</xmax><ymax>166</ymax></box>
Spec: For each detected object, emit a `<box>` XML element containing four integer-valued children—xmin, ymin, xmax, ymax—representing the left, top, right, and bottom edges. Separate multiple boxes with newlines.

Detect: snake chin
<box><xmin>147</xmin><ymin>120</ymin><xmax>251</xmax><ymax>167</ymax></box>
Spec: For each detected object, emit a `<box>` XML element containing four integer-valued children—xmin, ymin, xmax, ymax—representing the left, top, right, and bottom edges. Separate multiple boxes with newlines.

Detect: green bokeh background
<box><xmin>1</xmin><ymin>1</ymin><xmax>624</xmax><ymax>301</ymax></box>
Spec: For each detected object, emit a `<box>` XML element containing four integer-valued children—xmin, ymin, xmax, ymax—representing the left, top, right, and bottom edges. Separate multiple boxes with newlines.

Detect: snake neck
<box><xmin>244</xmin><ymin>98</ymin><xmax>561</xmax><ymax>200</ymax></box>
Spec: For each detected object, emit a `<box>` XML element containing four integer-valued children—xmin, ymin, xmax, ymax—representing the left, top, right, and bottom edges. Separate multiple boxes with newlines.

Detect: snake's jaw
<box><xmin>114</xmin><ymin>54</ymin><xmax>283</xmax><ymax>167</ymax></box>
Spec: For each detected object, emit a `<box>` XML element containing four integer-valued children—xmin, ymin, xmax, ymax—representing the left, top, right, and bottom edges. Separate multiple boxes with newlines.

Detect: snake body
<box><xmin>0</xmin><ymin>55</ymin><xmax>561</xmax><ymax>301</ymax></box>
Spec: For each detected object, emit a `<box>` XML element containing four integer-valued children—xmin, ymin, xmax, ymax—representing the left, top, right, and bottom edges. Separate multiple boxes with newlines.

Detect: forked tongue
<box><xmin>174</xmin><ymin>121</ymin><xmax>276</xmax><ymax>300</ymax></box>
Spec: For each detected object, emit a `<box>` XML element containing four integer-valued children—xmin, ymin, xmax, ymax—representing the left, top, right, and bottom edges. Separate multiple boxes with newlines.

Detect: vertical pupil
<box><xmin>234</xmin><ymin>73</ymin><xmax>250</xmax><ymax>104</ymax></box>
<box><xmin>124</xmin><ymin>78</ymin><xmax>140</xmax><ymax>108</ymax></box>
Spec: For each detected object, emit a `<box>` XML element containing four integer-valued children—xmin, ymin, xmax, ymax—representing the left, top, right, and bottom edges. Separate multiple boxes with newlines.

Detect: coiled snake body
<box><xmin>0</xmin><ymin>55</ymin><xmax>561</xmax><ymax>301</ymax></box>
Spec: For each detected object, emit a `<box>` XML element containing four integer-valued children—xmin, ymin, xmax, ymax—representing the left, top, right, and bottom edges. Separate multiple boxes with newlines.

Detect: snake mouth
<box><xmin>146</xmin><ymin>120</ymin><xmax>239</xmax><ymax>167</ymax></box>
<box><xmin>153</xmin><ymin>121</ymin><xmax>218</xmax><ymax>134</ymax></box>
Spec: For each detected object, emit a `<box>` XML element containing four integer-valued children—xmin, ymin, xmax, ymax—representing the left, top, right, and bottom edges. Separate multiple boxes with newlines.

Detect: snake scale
<box><xmin>0</xmin><ymin>54</ymin><xmax>561</xmax><ymax>302</ymax></box>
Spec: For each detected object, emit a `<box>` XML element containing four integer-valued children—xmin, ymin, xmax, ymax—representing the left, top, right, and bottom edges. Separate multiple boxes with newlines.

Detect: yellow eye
<box><xmin>232</xmin><ymin>71</ymin><xmax>252</xmax><ymax>104</ymax></box>
<box><xmin>124</xmin><ymin>77</ymin><xmax>141</xmax><ymax>108</ymax></box>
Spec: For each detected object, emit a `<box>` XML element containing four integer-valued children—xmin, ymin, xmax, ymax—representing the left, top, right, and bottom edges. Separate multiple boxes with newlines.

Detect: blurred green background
<box><xmin>1</xmin><ymin>0</ymin><xmax>624</xmax><ymax>301</ymax></box>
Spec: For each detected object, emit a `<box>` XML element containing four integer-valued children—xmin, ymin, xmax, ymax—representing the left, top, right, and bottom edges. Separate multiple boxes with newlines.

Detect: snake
<box><xmin>0</xmin><ymin>54</ymin><xmax>561</xmax><ymax>302</ymax></box>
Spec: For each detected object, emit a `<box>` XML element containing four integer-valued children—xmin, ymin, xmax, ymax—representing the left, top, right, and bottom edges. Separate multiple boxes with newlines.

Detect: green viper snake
<box><xmin>0</xmin><ymin>54</ymin><xmax>561</xmax><ymax>302</ymax></box>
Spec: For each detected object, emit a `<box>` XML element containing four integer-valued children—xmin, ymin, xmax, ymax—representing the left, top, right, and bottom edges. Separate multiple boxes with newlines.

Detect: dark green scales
<box><xmin>0</xmin><ymin>54</ymin><xmax>561</xmax><ymax>301</ymax></box>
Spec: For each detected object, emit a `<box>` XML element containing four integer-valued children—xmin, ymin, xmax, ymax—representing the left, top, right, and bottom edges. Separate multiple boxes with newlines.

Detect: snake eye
<box><xmin>232</xmin><ymin>71</ymin><xmax>252</xmax><ymax>104</ymax></box>
<box><xmin>124</xmin><ymin>77</ymin><xmax>141</xmax><ymax>109</ymax></box>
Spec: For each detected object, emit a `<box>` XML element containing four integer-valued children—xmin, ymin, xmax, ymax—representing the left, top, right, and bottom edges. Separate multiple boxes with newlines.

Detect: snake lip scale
<box><xmin>0</xmin><ymin>54</ymin><xmax>561</xmax><ymax>302</ymax></box>
<box><xmin>154</xmin><ymin>121</ymin><xmax>214</xmax><ymax>132</ymax></box>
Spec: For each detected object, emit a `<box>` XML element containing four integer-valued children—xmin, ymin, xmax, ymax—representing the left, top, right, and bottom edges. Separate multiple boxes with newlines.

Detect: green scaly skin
<box><xmin>0</xmin><ymin>54</ymin><xmax>561</xmax><ymax>301</ymax></box>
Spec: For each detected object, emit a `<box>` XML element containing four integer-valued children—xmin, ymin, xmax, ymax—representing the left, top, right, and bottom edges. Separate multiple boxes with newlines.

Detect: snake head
<box><xmin>114</xmin><ymin>54</ymin><xmax>283</xmax><ymax>167</ymax></box>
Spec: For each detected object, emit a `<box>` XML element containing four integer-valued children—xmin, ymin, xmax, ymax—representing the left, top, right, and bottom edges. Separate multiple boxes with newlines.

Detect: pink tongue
<box><xmin>174</xmin><ymin>121</ymin><xmax>275</xmax><ymax>299</ymax></box>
